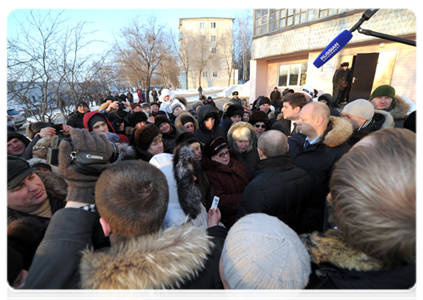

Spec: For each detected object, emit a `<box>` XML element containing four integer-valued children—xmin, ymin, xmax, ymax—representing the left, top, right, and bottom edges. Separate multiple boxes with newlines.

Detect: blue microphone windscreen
<box><xmin>313</xmin><ymin>30</ymin><xmax>353</xmax><ymax>68</ymax></box>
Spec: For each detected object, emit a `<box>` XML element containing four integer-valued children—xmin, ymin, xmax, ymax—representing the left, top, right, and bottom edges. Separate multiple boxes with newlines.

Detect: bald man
<box><xmin>287</xmin><ymin>102</ymin><xmax>352</xmax><ymax>233</ymax></box>
<box><xmin>236</xmin><ymin>130</ymin><xmax>313</xmax><ymax>234</ymax></box>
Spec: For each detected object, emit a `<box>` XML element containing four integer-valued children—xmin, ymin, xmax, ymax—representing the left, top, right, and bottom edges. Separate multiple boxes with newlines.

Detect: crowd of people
<box><xmin>7</xmin><ymin>81</ymin><xmax>416</xmax><ymax>290</ymax></box>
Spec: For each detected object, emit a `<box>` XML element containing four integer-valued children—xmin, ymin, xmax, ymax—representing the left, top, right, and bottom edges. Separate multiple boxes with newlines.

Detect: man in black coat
<box><xmin>194</xmin><ymin>105</ymin><xmax>227</xmax><ymax>145</ymax></box>
<box><xmin>67</xmin><ymin>101</ymin><xmax>90</xmax><ymax>129</ymax></box>
<box><xmin>288</xmin><ymin>102</ymin><xmax>352</xmax><ymax>234</ymax></box>
<box><xmin>236</xmin><ymin>130</ymin><xmax>313</xmax><ymax>234</ymax></box>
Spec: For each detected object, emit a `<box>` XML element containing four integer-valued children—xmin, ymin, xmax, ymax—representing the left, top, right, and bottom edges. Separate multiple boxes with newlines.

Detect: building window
<box><xmin>213</xmin><ymin>71</ymin><xmax>218</xmax><ymax>77</ymax></box>
<box><xmin>211</xmin><ymin>35</ymin><xmax>216</xmax><ymax>42</ymax></box>
<box><xmin>254</xmin><ymin>8</ymin><xmax>352</xmax><ymax>37</ymax></box>
<box><xmin>200</xmin><ymin>22</ymin><xmax>205</xmax><ymax>29</ymax></box>
<box><xmin>277</xmin><ymin>62</ymin><xmax>308</xmax><ymax>87</ymax></box>
<box><xmin>211</xmin><ymin>22</ymin><xmax>216</xmax><ymax>29</ymax></box>
<box><xmin>211</xmin><ymin>47</ymin><xmax>216</xmax><ymax>54</ymax></box>
<box><xmin>203</xmin><ymin>72</ymin><xmax>207</xmax><ymax>78</ymax></box>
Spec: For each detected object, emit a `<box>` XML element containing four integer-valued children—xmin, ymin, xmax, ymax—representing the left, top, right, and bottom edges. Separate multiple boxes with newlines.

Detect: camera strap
<box><xmin>70</xmin><ymin>149</ymin><xmax>111</xmax><ymax>177</ymax></box>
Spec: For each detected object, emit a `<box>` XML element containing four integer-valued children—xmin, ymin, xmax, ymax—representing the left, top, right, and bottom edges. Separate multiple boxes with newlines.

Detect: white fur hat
<box><xmin>221</xmin><ymin>213</ymin><xmax>311</xmax><ymax>289</ymax></box>
<box><xmin>342</xmin><ymin>99</ymin><xmax>375</xmax><ymax>120</ymax></box>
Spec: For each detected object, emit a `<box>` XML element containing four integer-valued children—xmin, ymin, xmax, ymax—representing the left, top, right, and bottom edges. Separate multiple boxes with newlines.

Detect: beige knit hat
<box><xmin>221</xmin><ymin>213</ymin><xmax>311</xmax><ymax>289</ymax></box>
<box><xmin>342</xmin><ymin>99</ymin><xmax>375</xmax><ymax>120</ymax></box>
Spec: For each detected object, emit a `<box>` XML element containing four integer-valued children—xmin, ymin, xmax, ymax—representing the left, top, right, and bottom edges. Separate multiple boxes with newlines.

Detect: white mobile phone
<box><xmin>211</xmin><ymin>196</ymin><xmax>220</xmax><ymax>210</ymax></box>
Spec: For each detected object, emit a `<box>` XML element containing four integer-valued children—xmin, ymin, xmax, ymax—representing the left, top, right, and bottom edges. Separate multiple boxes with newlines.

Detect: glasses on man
<box><xmin>217</xmin><ymin>149</ymin><xmax>230</xmax><ymax>158</ymax></box>
<box><xmin>254</xmin><ymin>124</ymin><xmax>266</xmax><ymax>129</ymax></box>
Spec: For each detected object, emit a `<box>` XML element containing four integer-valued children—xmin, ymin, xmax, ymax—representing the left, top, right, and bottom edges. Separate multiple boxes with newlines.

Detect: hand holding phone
<box><xmin>211</xmin><ymin>196</ymin><xmax>220</xmax><ymax>210</ymax></box>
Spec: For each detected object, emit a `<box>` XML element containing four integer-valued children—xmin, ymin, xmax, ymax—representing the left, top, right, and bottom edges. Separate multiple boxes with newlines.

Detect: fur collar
<box><xmin>387</xmin><ymin>95</ymin><xmax>410</xmax><ymax>120</ymax></box>
<box><xmin>374</xmin><ymin>109</ymin><xmax>395</xmax><ymax>129</ymax></box>
<box><xmin>322</xmin><ymin>116</ymin><xmax>353</xmax><ymax>147</ymax></box>
<box><xmin>173</xmin><ymin>144</ymin><xmax>203</xmax><ymax>219</ymax></box>
<box><xmin>227</xmin><ymin>121</ymin><xmax>257</xmax><ymax>153</ymax></box>
<box><xmin>300</xmin><ymin>229</ymin><xmax>384</xmax><ymax>272</ymax></box>
<box><xmin>79</xmin><ymin>224</ymin><xmax>214</xmax><ymax>289</ymax></box>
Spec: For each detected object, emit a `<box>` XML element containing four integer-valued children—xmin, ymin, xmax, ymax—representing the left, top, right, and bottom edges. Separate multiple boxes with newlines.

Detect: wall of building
<box><xmin>179</xmin><ymin>18</ymin><xmax>234</xmax><ymax>90</ymax></box>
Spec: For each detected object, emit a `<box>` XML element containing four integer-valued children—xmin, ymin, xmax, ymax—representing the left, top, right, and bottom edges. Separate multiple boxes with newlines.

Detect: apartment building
<box><xmin>178</xmin><ymin>17</ymin><xmax>237</xmax><ymax>90</ymax></box>
<box><xmin>249</xmin><ymin>9</ymin><xmax>416</xmax><ymax>104</ymax></box>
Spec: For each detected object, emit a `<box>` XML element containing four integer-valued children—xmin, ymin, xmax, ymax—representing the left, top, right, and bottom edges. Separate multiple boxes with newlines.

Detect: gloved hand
<box><xmin>59</xmin><ymin>128</ymin><xmax>113</xmax><ymax>203</ymax></box>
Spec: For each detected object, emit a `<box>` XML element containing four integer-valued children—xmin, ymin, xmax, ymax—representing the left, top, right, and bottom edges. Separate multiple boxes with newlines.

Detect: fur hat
<box><xmin>221</xmin><ymin>213</ymin><xmax>311</xmax><ymax>289</ymax></box>
<box><xmin>32</xmin><ymin>137</ymin><xmax>52</xmax><ymax>159</ymax></box>
<box><xmin>141</xmin><ymin>102</ymin><xmax>151</xmax><ymax>109</ymax></box>
<box><xmin>154</xmin><ymin>115</ymin><xmax>170</xmax><ymax>128</ymax></box>
<box><xmin>225</xmin><ymin>104</ymin><xmax>244</xmax><ymax>118</ymax></box>
<box><xmin>134</xmin><ymin>124</ymin><xmax>161</xmax><ymax>151</ymax></box>
<box><xmin>370</xmin><ymin>85</ymin><xmax>396</xmax><ymax>100</ymax></box>
<box><xmin>26</xmin><ymin>122</ymin><xmax>51</xmax><ymax>140</ymax></box>
<box><xmin>248</xmin><ymin>110</ymin><xmax>269</xmax><ymax>126</ymax></box>
<box><xmin>192</xmin><ymin>101</ymin><xmax>204</xmax><ymax>112</ymax></box>
<box><xmin>204</xmin><ymin>136</ymin><xmax>228</xmax><ymax>158</ymax></box>
<box><xmin>129</xmin><ymin>112</ymin><xmax>148</xmax><ymax>127</ymax></box>
<box><xmin>171</xmin><ymin>101</ymin><xmax>184</xmax><ymax>113</ymax></box>
<box><xmin>104</xmin><ymin>132</ymin><xmax>121</xmax><ymax>144</ymax></box>
<box><xmin>175</xmin><ymin>132</ymin><xmax>200</xmax><ymax>147</ymax></box>
<box><xmin>7</xmin><ymin>131</ymin><xmax>30</xmax><ymax>147</ymax></box>
<box><xmin>342</xmin><ymin>99</ymin><xmax>375</xmax><ymax>120</ymax></box>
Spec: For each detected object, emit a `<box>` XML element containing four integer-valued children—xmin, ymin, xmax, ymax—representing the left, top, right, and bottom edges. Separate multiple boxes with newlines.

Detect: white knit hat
<box><xmin>221</xmin><ymin>213</ymin><xmax>311</xmax><ymax>289</ymax></box>
<box><xmin>342</xmin><ymin>99</ymin><xmax>375</xmax><ymax>120</ymax></box>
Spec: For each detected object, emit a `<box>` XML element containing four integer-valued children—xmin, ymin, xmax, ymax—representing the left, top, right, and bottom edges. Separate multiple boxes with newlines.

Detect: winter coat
<box><xmin>379</xmin><ymin>95</ymin><xmax>410</xmax><ymax>128</ymax></box>
<box><xmin>174</xmin><ymin>112</ymin><xmax>199</xmax><ymax>135</ymax></box>
<box><xmin>150</xmin><ymin>153</ymin><xmax>208</xmax><ymax>228</ymax></box>
<box><xmin>270</xmin><ymin>90</ymin><xmax>282</xmax><ymax>107</ymax></box>
<box><xmin>194</xmin><ymin>105</ymin><xmax>227</xmax><ymax>145</ymax></box>
<box><xmin>162</xmin><ymin>123</ymin><xmax>179</xmax><ymax>154</ymax></box>
<box><xmin>202</xmin><ymin>152</ymin><xmax>250</xmax><ymax>229</ymax></box>
<box><xmin>300</xmin><ymin>229</ymin><xmax>416</xmax><ymax>289</ymax></box>
<box><xmin>7</xmin><ymin>170</ymin><xmax>67</xmax><ymax>225</ymax></box>
<box><xmin>67</xmin><ymin>110</ymin><xmax>87</xmax><ymax>129</ymax></box>
<box><xmin>288</xmin><ymin>117</ymin><xmax>352</xmax><ymax>233</ymax></box>
<box><xmin>346</xmin><ymin>109</ymin><xmax>394</xmax><ymax>146</ymax></box>
<box><xmin>236</xmin><ymin>154</ymin><xmax>313</xmax><ymax>234</ymax></box>
<box><xmin>226</xmin><ymin>121</ymin><xmax>260</xmax><ymax>172</ymax></box>
<box><xmin>80</xmin><ymin>223</ymin><xmax>227</xmax><ymax>289</ymax></box>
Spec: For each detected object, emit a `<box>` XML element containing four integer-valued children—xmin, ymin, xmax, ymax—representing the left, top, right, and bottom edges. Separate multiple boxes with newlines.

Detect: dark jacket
<box><xmin>67</xmin><ymin>110</ymin><xmax>87</xmax><ymax>129</ymax></box>
<box><xmin>288</xmin><ymin>117</ymin><xmax>352</xmax><ymax>233</ymax></box>
<box><xmin>236</xmin><ymin>154</ymin><xmax>313</xmax><ymax>234</ymax></box>
<box><xmin>161</xmin><ymin>123</ymin><xmax>179</xmax><ymax>154</ymax></box>
<box><xmin>202</xmin><ymin>152</ymin><xmax>249</xmax><ymax>229</ymax></box>
<box><xmin>300</xmin><ymin>229</ymin><xmax>416</xmax><ymax>289</ymax></box>
<box><xmin>194</xmin><ymin>105</ymin><xmax>227</xmax><ymax>145</ymax></box>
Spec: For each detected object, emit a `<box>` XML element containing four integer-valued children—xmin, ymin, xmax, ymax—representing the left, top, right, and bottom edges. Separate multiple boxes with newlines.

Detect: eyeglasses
<box><xmin>254</xmin><ymin>124</ymin><xmax>267</xmax><ymax>129</ymax></box>
<box><xmin>217</xmin><ymin>149</ymin><xmax>229</xmax><ymax>158</ymax></box>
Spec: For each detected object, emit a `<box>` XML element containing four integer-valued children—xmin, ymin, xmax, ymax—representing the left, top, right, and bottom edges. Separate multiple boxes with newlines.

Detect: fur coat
<box><xmin>382</xmin><ymin>95</ymin><xmax>410</xmax><ymax>128</ymax></box>
<box><xmin>288</xmin><ymin>117</ymin><xmax>352</xmax><ymax>233</ymax></box>
<box><xmin>300</xmin><ymin>229</ymin><xmax>415</xmax><ymax>289</ymax></box>
<box><xmin>79</xmin><ymin>224</ymin><xmax>215</xmax><ymax>289</ymax></box>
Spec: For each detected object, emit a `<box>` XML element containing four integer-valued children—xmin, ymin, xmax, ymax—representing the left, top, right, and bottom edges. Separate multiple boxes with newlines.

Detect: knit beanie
<box><xmin>154</xmin><ymin>115</ymin><xmax>170</xmax><ymax>128</ymax></box>
<box><xmin>258</xmin><ymin>97</ymin><xmax>271</xmax><ymax>106</ymax></box>
<box><xmin>8</xmin><ymin>155</ymin><xmax>36</xmax><ymax>189</ymax></box>
<box><xmin>134</xmin><ymin>124</ymin><xmax>161</xmax><ymax>151</ymax></box>
<box><xmin>342</xmin><ymin>99</ymin><xmax>375</xmax><ymax>120</ymax></box>
<box><xmin>226</xmin><ymin>104</ymin><xmax>244</xmax><ymax>118</ymax></box>
<box><xmin>221</xmin><ymin>213</ymin><xmax>311</xmax><ymax>289</ymax></box>
<box><xmin>26</xmin><ymin>122</ymin><xmax>52</xmax><ymax>140</ymax></box>
<box><xmin>8</xmin><ymin>247</ymin><xmax>24</xmax><ymax>285</ymax></box>
<box><xmin>370</xmin><ymin>85</ymin><xmax>396</xmax><ymax>100</ymax></box>
<box><xmin>87</xmin><ymin>113</ymin><xmax>107</xmax><ymax>132</ymax></box>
